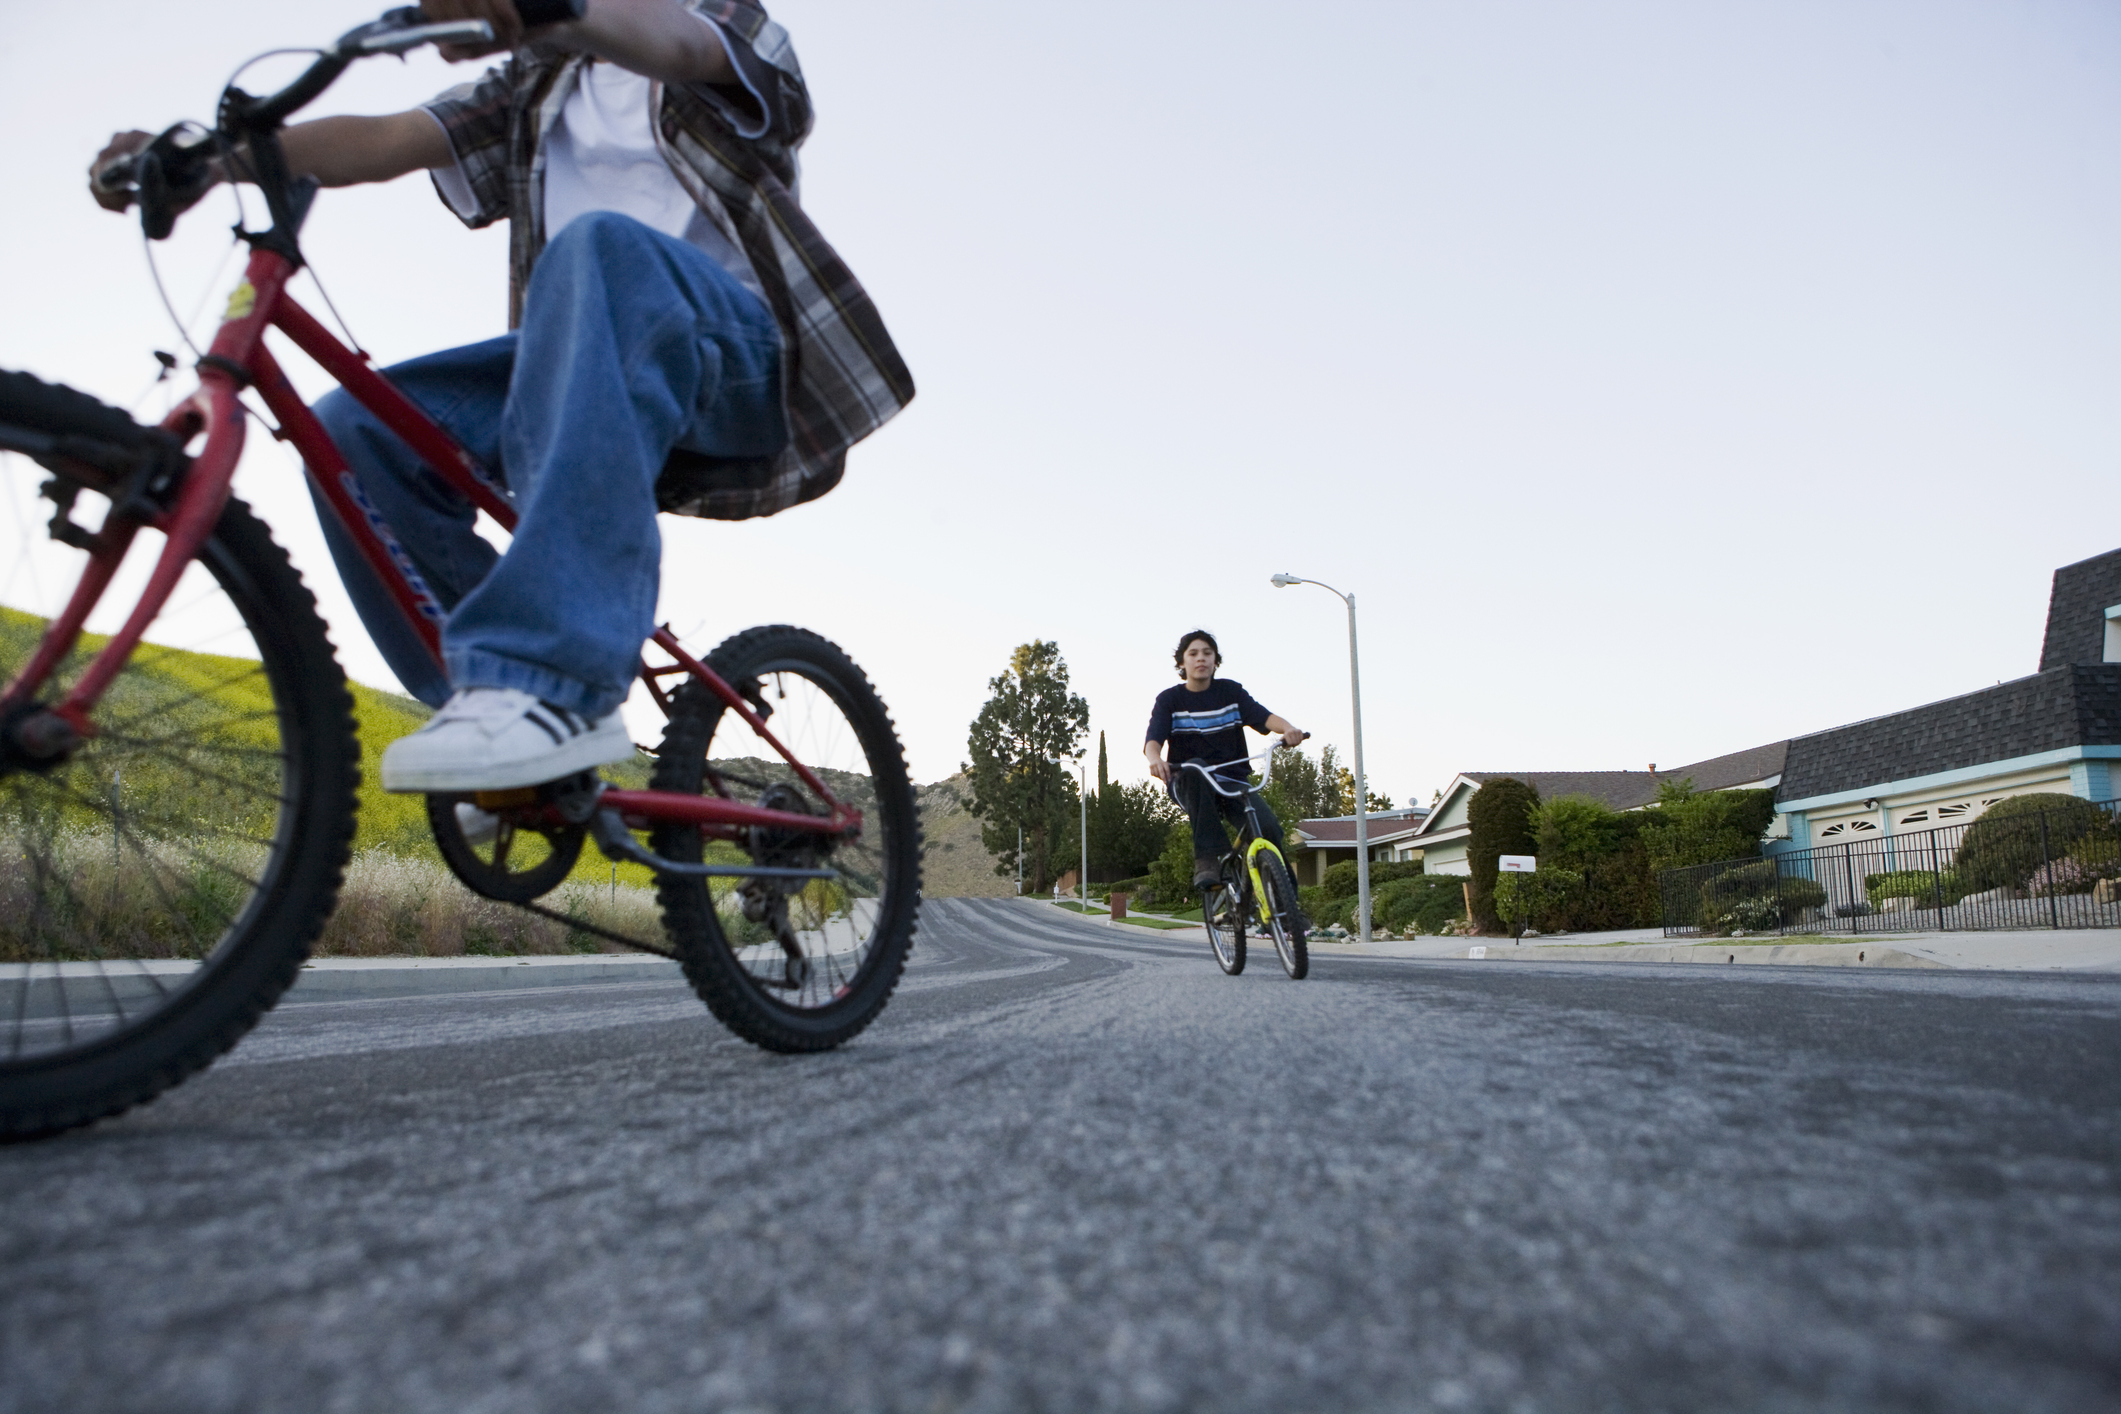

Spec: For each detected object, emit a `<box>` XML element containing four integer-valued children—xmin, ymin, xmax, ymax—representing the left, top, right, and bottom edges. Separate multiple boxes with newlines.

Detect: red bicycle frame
<box><xmin>7</xmin><ymin>243</ymin><xmax>856</xmax><ymax>845</ymax></box>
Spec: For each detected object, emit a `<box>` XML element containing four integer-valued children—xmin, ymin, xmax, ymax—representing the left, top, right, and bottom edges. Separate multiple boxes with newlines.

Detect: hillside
<box><xmin>918</xmin><ymin>772</ymin><xmax>1016</xmax><ymax>898</ymax></box>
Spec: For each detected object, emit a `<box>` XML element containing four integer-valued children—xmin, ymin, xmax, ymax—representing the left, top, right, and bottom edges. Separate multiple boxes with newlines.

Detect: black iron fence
<box><xmin>1660</xmin><ymin>797</ymin><xmax>2121</xmax><ymax>938</ymax></box>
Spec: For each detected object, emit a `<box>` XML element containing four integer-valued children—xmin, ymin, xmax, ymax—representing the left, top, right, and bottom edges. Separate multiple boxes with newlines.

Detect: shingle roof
<box><xmin>1777</xmin><ymin>665</ymin><xmax>2121</xmax><ymax>803</ymax></box>
<box><xmin>2040</xmin><ymin>547</ymin><xmax>2121</xmax><ymax>673</ymax></box>
<box><xmin>1458</xmin><ymin>741</ymin><xmax>1787</xmax><ymax>814</ymax></box>
<box><xmin>1461</xmin><ymin>771</ymin><xmax>1662</xmax><ymax>811</ymax></box>
<box><xmin>1663</xmin><ymin>740</ymin><xmax>1789</xmax><ymax>794</ymax></box>
<box><xmin>1296</xmin><ymin>810</ymin><xmax>1430</xmax><ymax>845</ymax></box>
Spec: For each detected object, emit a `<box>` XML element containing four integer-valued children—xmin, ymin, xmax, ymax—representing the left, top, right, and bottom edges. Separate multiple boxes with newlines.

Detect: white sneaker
<box><xmin>380</xmin><ymin>688</ymin><xmax>635</xmax><ymax>793</ymax></box>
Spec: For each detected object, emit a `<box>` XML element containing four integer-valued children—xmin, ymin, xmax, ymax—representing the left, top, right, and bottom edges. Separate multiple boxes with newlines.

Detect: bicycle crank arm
<box><xmin>589</xmin><ymin>810</ymin><xmax>836</xmax><ymax>881</ymax></box>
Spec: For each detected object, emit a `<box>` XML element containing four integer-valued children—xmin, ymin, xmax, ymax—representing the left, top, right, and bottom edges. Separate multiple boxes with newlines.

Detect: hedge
<box><xmin>1955</xmin><ymin>794</ymin><xmax>2113</xmax><ymax>894</ymax></box>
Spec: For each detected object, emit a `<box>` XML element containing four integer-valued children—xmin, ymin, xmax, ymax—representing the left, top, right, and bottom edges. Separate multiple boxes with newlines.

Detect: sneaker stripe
<box><xmin>521</xmin><ymin>708</ymin><xmax>566</xmax><ymax>746</ymax></box>
<box><xmin>538</xmin><ymin>702</ymin><xmax>587</xmax><ymax>737</ymax></box>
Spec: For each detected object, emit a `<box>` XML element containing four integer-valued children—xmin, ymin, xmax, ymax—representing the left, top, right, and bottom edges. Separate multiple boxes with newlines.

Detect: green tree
<box><xmin>1267</xmin><ymin>743</ymin><xmax>1392</xmax><ymax>819</ymax></box>
<box><xmin>1087</xmin><ymin>779</ymin><xmax>1182</xmax><ymax>882</ymax></box>
<box><xmin>963</xmin><ymin>641</ymin><xmax>1090</xmax><ymax>893</ymax></box>
<box><xmin>1467</xmin><ymin>776</ymin><xmax>1539</xmax><ymax>933</ymax></box>
<box><xmin>1261</xmin><ymin>744</ymin><xmax>1330</xmax><ymax>826</ymax></box>
<box><xmin>1322</xmin><ymin>746</ymin><xmax>1393</xmax><ymax>814</ymax></box>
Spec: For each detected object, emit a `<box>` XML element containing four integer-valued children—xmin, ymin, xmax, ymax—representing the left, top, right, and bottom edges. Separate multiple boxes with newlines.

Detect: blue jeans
<box><xmin>312</xmin><ymin>212</ymin><xmax>786</xmax><ymax>718</ymax></box>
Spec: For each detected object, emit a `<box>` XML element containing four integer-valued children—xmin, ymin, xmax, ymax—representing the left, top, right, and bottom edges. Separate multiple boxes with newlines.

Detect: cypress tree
<box><xmin>1467</xmin><ymin>777</ymin><xmax>1540</xmax><ymax>933</ymax></box>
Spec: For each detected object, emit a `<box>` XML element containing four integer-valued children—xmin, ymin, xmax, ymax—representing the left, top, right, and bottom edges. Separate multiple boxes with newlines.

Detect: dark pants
<box><xmin>1173</xmin><ymin>771</ymin><xmax>1288</xmax><ymax>866</ymax></box>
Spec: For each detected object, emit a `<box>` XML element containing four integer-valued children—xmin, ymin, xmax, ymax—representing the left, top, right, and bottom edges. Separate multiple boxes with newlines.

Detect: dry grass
<box><xmin>1</xmin><ymin>829</ymin><xmax>668</xmax><ymax>960</ymax></box>
<box><xmin>313</xmin><ymin>848</ymin><xmax>665</xmax><ymax>957</ymax></box>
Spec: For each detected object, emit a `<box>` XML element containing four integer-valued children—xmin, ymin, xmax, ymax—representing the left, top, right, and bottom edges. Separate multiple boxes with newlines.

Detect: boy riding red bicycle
<box><xmin>0</xmin><ymin>0</ymin><xmax>921</xmax><ymax>1140</ymax></box>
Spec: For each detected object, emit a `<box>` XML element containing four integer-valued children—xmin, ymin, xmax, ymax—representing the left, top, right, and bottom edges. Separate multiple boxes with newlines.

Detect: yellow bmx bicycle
<box><xmin>1172</xmin><ymin>754</ymin><xmax>1308</xmax><ymax>980</ymax></box>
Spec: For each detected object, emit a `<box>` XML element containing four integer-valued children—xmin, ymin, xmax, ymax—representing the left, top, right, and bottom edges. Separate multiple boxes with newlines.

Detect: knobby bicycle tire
<box><xmin>1</xmin><ymin>381</ymin><xmax>357</xmax><ymax>1138</ymax></box>
<box><xmin>1205</xmin><ymin>858</ymin><xmax>1246</xmax><ymax>976</ymax></box>
<box><xmin>1257</xmin><ymin>852</ymin><xmax>1308</xmax><ymax>980</ymax></box>
<box><xmin>649</xmin><ymin>625</ymin><xmax>919</xmax><ymax>1052</ymax></box>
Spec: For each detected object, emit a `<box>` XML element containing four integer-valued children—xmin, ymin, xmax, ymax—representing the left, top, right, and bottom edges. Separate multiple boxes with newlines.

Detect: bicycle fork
<box><xmin>1</xmin><ymin>373</ymin><xmax>248</xmax><ymax>770</ymax></box>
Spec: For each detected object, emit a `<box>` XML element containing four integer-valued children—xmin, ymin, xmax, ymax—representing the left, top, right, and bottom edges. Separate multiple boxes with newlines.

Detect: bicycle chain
<box><xmin>501</xmin><ymin>896</ymin><xmax>678</xmax><ymax>961</ymax></box>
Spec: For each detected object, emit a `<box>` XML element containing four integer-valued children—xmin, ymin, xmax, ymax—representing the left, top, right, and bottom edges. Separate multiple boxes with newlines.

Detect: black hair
<box><xmin>1173</xmin><ymin>629</ymin><xmax>1221</xmax><ymax>677</ymax></box>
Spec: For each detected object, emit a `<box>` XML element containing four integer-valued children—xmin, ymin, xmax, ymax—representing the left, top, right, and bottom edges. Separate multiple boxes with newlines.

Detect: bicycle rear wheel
<box><xmin>0</xmin><ymin>373</ymin><xmax>358</xmax><ymax>1139</ymax></box>
<box><xmin>1257</xmin><ymin>851</ymin><xmax>1308</xmax><ymax>980</ymax></box>
<box><xmin>1204</xmin><ymin>860</ymin><xmax>1246</xmax><ymax>975</ymax></box>
<box><xmin>649</xmin><ymin>626</ymin><xmax>919</xmax><ymax>1052</ymax></box>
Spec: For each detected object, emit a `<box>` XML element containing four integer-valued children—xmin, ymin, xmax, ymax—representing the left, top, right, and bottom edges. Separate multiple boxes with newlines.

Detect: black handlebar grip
<box><xmin>94</xmin><ymin>157</ymin><xmax>139</xmax><ymax>193</ymax></box>
<box><xmin>509</xmin><ymin>0</ymin><xmax>587</xmax><ymax>25</ymax></box>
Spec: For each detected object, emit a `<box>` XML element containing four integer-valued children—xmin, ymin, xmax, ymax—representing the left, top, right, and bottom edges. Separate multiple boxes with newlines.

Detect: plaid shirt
<box><xmin>421</xmin><ymin>1</ymin><xmax>913</xmax><ymax>521</ymax></box>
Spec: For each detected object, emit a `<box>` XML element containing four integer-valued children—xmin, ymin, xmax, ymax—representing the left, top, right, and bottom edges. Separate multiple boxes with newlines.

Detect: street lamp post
<box><xmin>1045</xmin><ymin>752</ymin><xmax>1088</xmax><ymax>910</ymax></box>
<box><xmin>1271</xmin><ymin>572</ymin><xmax>1372</xmax><ymax>944</ymax></box>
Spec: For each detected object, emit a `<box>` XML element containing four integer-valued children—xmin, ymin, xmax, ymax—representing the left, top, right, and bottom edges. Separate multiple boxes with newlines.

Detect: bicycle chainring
<box><xmin>425</xmin><ymin>783</ymin><xmax>587</xmax><ymax>904</ymax></box>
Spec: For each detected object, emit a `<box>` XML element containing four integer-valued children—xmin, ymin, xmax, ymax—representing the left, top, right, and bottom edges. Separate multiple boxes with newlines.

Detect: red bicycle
<box><xmin>0</xmin><ymin>8</ymin><xmax>920</xmax><ymax>1140</ymax></box>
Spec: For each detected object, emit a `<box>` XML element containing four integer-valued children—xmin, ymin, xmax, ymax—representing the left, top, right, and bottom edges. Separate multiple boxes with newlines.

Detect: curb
<box><xmin>1456</xmin><ymin>941</ymin><xmax>1944</xmax><ymax>969</ymax></box>
<box><xmin>287</xmin><ymin>954</ymin><xmax>684</xmax><ymax>1001</ymax></box>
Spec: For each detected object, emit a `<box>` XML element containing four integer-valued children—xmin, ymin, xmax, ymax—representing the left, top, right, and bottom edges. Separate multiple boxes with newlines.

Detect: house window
<box><xmin>1899</xmin><ymin>809</ymin><xmax>1929</xmax><ymax>825</ymax></box>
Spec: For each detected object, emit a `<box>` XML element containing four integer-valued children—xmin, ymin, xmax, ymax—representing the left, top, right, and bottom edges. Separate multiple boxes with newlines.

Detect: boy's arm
<box><xmin>420</xmin><ymin>0</ymin><xmax>736</xmax><ymax>84</ymax></box>
<box><xmin>1144</xmin><ymin>739</ymin><xmax>1170</xmax><ymax>784</ymax></box>
<box><xmin>91</xmin><ymin>111</ymin><xmax>456</xmax><ymax>213</ymax></box>
<box><xmin>1261</xmin><ymin>714</ymin><xmax>1305</xmax><ymax>749</ymax></box>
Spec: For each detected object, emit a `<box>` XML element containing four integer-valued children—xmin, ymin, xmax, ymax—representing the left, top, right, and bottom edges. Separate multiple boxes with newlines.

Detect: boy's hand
<box><xmin>88</xmin><ymin>131</ymin><xmax>154</xmax><ymax>211</ymax></box>
<box><xmin>423</xmin><ymin>0</ymin><xmax>572</xmax><ymax>61</ymax></box>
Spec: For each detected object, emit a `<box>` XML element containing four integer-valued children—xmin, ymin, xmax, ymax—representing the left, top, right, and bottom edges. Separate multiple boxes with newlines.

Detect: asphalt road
<box><xmin>4</xmin><ymin>898</ymin><xmax>2118</xmax><ymax>1414</ymax></box>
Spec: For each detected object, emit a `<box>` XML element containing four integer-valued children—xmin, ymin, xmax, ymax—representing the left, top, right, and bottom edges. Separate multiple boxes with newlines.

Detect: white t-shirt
<box><xmin>431</xmin><ymin>24</ymin><xmax>766</xmax><ymax>299</ymax></box>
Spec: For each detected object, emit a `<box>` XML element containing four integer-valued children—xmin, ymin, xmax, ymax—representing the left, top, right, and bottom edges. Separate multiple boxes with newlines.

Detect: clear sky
<box><xmin>3</xmin><ymin>1</ymin><xmax>2116</xmax><ymax>806</ymax></box>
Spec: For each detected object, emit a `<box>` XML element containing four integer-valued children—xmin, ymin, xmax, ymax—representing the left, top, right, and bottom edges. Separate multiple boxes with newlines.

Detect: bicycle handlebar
<box><xmin>1170</xmin><ymin>732</ymin><xmax>1310</xmax><ymax>799</ymax></box>
<box><xmin>94</xmin><ymin>0</ymin><xmax>588</xmax><ymax>233</ymax></box>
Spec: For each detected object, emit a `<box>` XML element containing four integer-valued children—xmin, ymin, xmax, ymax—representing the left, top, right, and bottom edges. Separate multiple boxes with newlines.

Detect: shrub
<box><xmin>1492</xmin><ymin>867</ymin><xmax>1583</xmax><ymax>933</ymax></box>
<box><xmin>1532</xmin><ymin>795</ymin><xmax>1622</xmax><ymax>867</ymax></box>
<box><xmin>1320</xmin><ymin>858</ymin><xmax>1423</xmax><ymax>901</ymax></box>
<box><xmin>1144</xmin><ymin>819</ymin><xmax>1201</xmax><ymax>903</ymax></box>
<box><xmin>1641</xmin><ymin>788</ymin><xmax>1777</xmax><ymax>875</ymax></box>
<box><xmin>1864</xmin><ymin>869</ymin><xmax>1962</xmax><ymax>908</ymax></box>
<box><xmin>2069</xmin><ymin>819</ymin><xmax>2121</xmax><ymax>873</ymax></box>
<box><xmin>1956</xmin><ymin>794</ymin><xmax>2111</xmax><ymax>894</ymax></box>
<box><xmin>1467</xmin><ymin>778</ymin><xmax>1539</xmax><ymax>933</ymax></box>
<box><xmin>1371</xmin><ymin>875</ymin><xmax>1467</xmax><ymax>935</ymax></box>
<box><xmin>1694</xmin><ymin>859</ymin><xmax>1826</xmax><ymax>932</ymax></box>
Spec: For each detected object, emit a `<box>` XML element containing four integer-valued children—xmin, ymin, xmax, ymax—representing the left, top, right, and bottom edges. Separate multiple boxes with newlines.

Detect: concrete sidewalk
<box><xmin>1322</xmin><ymin>927</ymin><xmax>2121</xmax><ymax>972</ymax></box>
<box><xmin>1044</xmin><ymin>901</ymin><xmax>2121</xmax><ymax>974</ymax></box>
<box><xmin>285</xmin><ymin>954</ymin><xmax>683</xmax><ymax>1001</ymax></box>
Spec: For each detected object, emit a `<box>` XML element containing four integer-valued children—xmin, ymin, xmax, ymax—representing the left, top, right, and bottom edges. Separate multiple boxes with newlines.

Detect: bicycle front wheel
<box><xmin>1204</xmin><ymin>861</ymin><xmax>1246</xmax><ymax>976</ymax></box>
<box><xmin>649</xmin><ymin>626</ymin><xmax>919</xmax><ymax>1052</ymax></box>
<box><xmin>1</xmin><ymin>376</ymin><xmax>358</xmax><ymax>1138</ymax></box>
<box><xmin>1257</xmin><ymin>852</ymin><xmax>1308</xmax><ymax>980</ymax></box>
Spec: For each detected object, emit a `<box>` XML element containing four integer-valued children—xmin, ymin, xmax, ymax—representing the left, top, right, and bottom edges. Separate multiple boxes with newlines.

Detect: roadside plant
<box><xmin>1955</xmin><ymin>794</ymin><xmax>2110</xmax><ymax>894</ymax></box>
<box><xmin>1467</xmin><ymin>777</ymin><xmax>1539</xmax><ymax>932</ymax></box>
<box><xmin>1492</xmin><ymin>866</ymin><xmax>1583</xmax><ymax>934</ymax></box>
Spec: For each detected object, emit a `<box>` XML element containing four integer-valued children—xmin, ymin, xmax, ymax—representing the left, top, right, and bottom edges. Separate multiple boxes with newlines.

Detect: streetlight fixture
<box><xmin>1271</xmin><ymin>572</ymin><xmax>1372</xmax><ymax>944</ymax></box>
